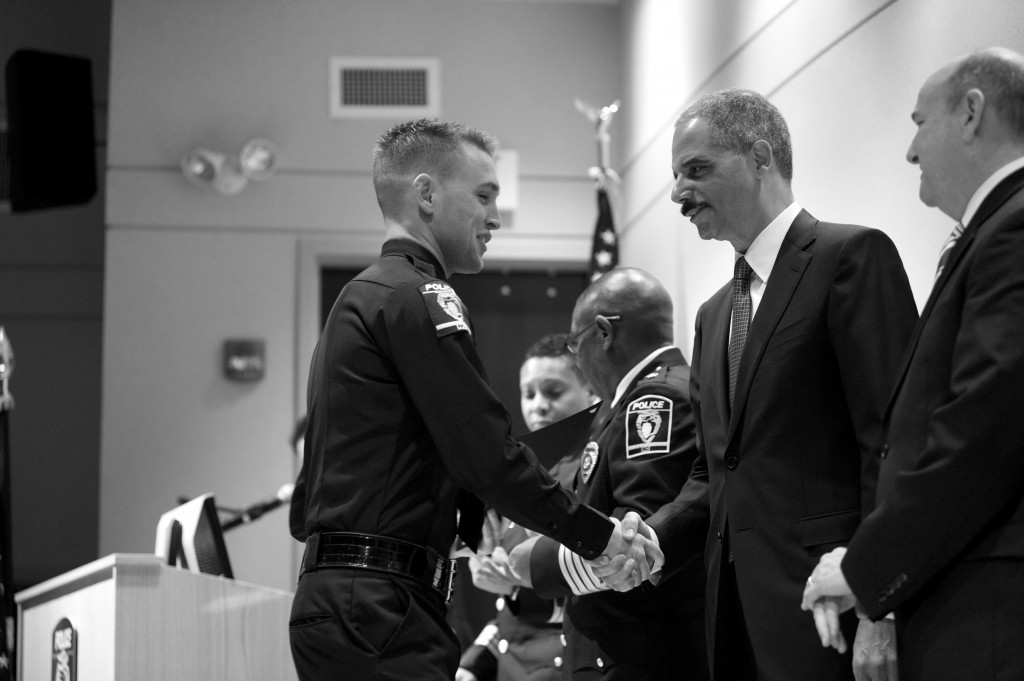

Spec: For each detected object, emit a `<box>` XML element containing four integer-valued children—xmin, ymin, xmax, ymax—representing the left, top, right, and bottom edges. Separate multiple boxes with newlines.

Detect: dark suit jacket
<box><xmin>530</xmin><ymin>348</ymin><xmax>706</xmax><ymax>680</ymax></box>
<box><xmin>843</xmin><ymin>167</ymin><xmax>1024</xmax><ymax>681</ymax></box>
<box><xmin>647</xmin><ymin>210</ymin><xmax>918</xmax><ymax>681</ymax></box>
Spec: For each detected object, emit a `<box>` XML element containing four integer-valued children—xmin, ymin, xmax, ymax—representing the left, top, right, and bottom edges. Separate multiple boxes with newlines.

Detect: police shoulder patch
<box><xmin>625</xmin><ymin>393</ymin><xmax>672</xmax><ymax>458</ymax></box>
<box><xmin>419</xmin><ymin>281</ymin><xmax>471</xmax><ymax>337</ymax></box>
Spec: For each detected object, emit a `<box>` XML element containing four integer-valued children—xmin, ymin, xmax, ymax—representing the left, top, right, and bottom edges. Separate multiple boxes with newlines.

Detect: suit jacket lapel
<box><xmin>884</xmin><ymin>166</ymin><xmax>1024</xmax><ymax>417</ymax></box>
<box><xmin>882</xmin><ymin>226</ymin><xmax>976</xmax><ymax>415</ymax></box>
<box><xmin>727</xmin><ymin>210</ymin><xmax>814</xmax><ymax>440</ymax></box>
<box><xmin>703</xmin><ymin>287</ymin><xmax>732</xmax><ymax>428</ymax></box>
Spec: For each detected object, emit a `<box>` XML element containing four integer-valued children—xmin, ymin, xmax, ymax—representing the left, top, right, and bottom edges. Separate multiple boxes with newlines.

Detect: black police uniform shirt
<box><xmin>290</xmin><ymin>239</ymin><xmax>612</xmax><ymax>561</ymax></box>
<box><xmin>528</xmin><ymin>348</ymin><xmax>706</xmax><ymax>674</ymax></box>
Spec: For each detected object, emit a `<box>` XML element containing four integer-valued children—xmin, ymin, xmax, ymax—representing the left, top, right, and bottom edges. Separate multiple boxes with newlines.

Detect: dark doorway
<box><xmin>320</xmin><ymin>267</ymin><xmax>588</xmax><ymax>435</ymax></box>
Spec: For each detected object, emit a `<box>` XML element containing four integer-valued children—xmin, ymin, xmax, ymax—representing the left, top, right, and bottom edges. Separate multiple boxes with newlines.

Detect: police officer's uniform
<box><xmin>528</xmin><ymin>348</ymin><xmax>708</xmax><ymax>680</ymax></box>
<box><xmin>288</xmin><ymin>240</ymin><xmax>613</xmax><ymax>681</ymax></box>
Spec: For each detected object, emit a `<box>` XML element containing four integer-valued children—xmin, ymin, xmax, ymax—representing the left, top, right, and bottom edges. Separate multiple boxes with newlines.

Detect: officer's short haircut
<box><xmin>524</xmin><ymin>333</ymin><xmax>586</xmax><ymax>383</ymax></box>
<box><xmin>372</xmin><ymin>118</ymin><xmax>498</xmax><ymax>208</ymax></box>
<box><xmin>676</xmin><ymin>88</ymin><xmax>794</xmax><ymax>182</ymax></box>
<box><xmin>943</xmin><ymin>48</ymin><xmax>1024</xmax><ymax>137</ymax></box>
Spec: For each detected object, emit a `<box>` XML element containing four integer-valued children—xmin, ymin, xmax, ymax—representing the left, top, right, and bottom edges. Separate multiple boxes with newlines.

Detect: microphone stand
<box><xmin>220</xmin><ymin>483</ymin><xmax>294</xmax><ymax>532</ymax></box>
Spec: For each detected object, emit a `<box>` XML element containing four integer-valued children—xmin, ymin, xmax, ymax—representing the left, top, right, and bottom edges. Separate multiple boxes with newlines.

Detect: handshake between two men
<box><xmin>469</xmin><ymin>509</ymin><xmax>662</xmax><ymax>596</ymax></box>
<box><xmin>593</xmin><ymin>511</ymin><xmax>664</xmax><ymax>590</ymax></box>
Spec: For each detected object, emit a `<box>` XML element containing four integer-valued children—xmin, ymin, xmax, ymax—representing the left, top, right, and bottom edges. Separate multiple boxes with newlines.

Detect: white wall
<box><xmin>103</xmin><ymin>0</ymin><xmax>1024</xmax><ymax>593</ymax></box>
<box><xmin>618</xmin><ymin>0</ymin><xmax>1024</xmax><ymax>356</ymax></box>
<box><xmin>102</xmin><ymin>0</ymin><xmax>622</xmax><ymax>590</ymax></box>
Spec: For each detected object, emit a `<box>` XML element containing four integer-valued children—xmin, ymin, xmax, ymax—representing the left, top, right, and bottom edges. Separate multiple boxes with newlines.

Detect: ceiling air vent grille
<box><xmin>329</xmin><ymin>57</ymin><xmax>440</xmax><ymax>119</ymax></box>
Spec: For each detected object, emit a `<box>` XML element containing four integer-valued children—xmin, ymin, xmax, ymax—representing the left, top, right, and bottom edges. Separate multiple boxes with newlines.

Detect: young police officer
<box><xmin>289</xmin><ymin>120</ymin><xmax>659</xmax><ymax>681</ymax></box>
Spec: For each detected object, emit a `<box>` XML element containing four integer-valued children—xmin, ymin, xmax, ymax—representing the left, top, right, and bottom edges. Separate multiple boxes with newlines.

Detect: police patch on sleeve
<box><xmin>625</xmin><ymin>394</ymin><xmax>672</xmax><ymax>458</ymax></box>
<box><xmin>419</xmin><ymin>281</ymin><xmax>471</xmax><ymax>337</ymax></box>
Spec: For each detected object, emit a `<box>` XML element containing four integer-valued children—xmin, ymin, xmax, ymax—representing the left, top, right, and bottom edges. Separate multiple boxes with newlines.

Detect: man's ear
<box><xmin>961</xmin><ymin>88</ymin><xmax>985</xmax><ymax>141</ymax></box>
<box><xmin>751</xmin><ymin>140</ymin><xmax>773</xmax><ymax>174</ymax></box>
<box><xmin>413</xmin><ymin>173</ymin><xmax>436</xmax><ymax>214</ymax></box>
<box><xmin>596</xmin><ymin>315</ymin><xmax>616</xmax><ymax>351</ymax></box>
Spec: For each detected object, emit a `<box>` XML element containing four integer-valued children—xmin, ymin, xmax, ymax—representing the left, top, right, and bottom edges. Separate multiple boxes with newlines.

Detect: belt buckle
<box><xmin>436</xmin><ymin>558</ymin><xmax>457</xmax><ymax>603</ymax></box>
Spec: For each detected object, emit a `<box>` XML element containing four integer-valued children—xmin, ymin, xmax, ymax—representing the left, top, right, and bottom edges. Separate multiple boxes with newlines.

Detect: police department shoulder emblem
<box><xmin>580</xmin><ymin>441</ymin><xmax>599</xmax><ymax>484</ymax></box>
<box><xmin>419</xmin><ymin>281</ymin><xmax>471</xmax><ymax>337</ymax></box>
<box><xmin>625</xmin><ymin>394</ymin><xmax>673</xmax><ymax>458</ymax></box>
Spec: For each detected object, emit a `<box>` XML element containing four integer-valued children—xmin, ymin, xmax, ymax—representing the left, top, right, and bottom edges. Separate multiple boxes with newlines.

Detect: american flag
<box><xmin>588</xmin><ymin>187</ymin><xmax>618</xmax><ymax>282</ymax></box>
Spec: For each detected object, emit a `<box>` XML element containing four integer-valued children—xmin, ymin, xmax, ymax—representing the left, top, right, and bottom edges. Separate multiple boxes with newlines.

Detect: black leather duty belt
<box><xmin>303</xmin><ymin>532</ymin><xmax>457</xmax><ymax>603</ymax></box>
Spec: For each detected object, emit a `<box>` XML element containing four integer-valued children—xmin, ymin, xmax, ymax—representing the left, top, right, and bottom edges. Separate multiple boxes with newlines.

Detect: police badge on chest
<box><xmin>580</xmin><ymin>441</ymin><xmax>599</xmax><ymax>484</ymax></box>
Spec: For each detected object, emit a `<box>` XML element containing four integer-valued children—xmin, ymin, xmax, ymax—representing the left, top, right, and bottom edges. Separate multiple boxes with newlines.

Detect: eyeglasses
<box><xmin>565</xmin><ymin>315</ymin><xmax>621</xmax><ymax>354</ymax></box>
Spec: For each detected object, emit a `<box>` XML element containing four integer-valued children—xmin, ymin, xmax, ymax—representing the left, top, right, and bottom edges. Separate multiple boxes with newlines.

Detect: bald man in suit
<box><xmin>803</xmin><ymin>46</ymin><xmax>1024</xmax><ymax>681</ymax></box>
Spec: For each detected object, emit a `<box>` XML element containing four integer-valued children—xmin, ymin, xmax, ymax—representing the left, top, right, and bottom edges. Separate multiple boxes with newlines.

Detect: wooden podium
<box><xmin>15</xmin><ymin>553</ymin><xmax>298</xmax><ymax>680</ymax></box>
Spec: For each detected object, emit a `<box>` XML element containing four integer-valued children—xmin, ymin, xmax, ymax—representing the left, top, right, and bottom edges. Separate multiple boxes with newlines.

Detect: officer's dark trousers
<box><xmin>290</xmin><ymin>568</ymin><xmax>458</xmax><ymax>680</ymax></box>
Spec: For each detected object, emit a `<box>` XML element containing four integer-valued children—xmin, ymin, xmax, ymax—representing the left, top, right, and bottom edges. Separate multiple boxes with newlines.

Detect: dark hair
<box><xmin>523</xmin><ymin>332</ymin><xmax>586</xmax><ymax>382</ymax></box>
<box><xmin>677</xmin><ymin>88</ymin><xmax>793</xmax><ymax>182</ymax></box>
<box><xmin>525</xmin><ymin>333</ymin><xmax>573</xmax><ymax>360</ymax></box>
<box><xmin>944</xmin><ymin>48</ymin><xmax>1024</xmax><ymax>137</ymax></box>
<box><xmin>372</xmin><ymin>118</ymin><xmax>498</xmax><ymax>203</ymax></box>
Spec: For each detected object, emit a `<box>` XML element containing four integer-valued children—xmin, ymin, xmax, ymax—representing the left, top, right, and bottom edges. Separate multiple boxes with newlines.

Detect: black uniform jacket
<box><xmin>290</xmin><ymin>239</ymin><xmax>612</xmax><ymax>561</ymax></box>
<box><xmin>529</xmin><ymin>348</ymin><xmax>705</xmax><ymax>677</ymax></box>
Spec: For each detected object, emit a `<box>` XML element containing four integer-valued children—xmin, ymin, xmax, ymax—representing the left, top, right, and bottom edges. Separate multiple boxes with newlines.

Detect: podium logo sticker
<box><xmin>52</xmin><ymin>618</ymin><xmax>77</xmax><ymax>681</ymax></box>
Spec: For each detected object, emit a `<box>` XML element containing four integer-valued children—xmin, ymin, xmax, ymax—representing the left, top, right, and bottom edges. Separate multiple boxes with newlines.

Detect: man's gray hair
<box><xmin>677</xmin><ymin>88</ymin><xmax>794</xmax><ymax>182</ymax></box>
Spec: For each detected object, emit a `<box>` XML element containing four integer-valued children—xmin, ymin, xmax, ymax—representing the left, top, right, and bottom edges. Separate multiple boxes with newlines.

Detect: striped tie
<box><xmin>728</xmin><ymin>257</ymin><xmax>753</xmax><ymax>407</ymax></box>
<box><xmin>935</xmin><ymin>222</ymin><xmax>964</xmax><ymax>281</ymax></box>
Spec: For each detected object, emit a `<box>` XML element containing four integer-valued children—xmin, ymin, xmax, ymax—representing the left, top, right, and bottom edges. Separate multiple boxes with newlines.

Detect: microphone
<box><xmin>221</xmin><ymin>483</ymin><xmax>294</xmax><ymax>531</ymax></box>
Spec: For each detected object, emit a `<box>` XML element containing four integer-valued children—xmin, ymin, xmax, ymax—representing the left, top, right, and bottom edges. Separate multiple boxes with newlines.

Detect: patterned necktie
<box><xmin>728</xmin><ymin>257</ymin><xmax>753</xmax><ymax>407</ymax></box>
<box><xmin>934</xmin><ymin>222</ymin><xmax>964</xmax><ymax>281</ymax></box>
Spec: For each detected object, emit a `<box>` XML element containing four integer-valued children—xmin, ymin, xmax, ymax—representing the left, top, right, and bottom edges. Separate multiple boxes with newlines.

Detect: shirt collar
<box><xmin>737</xmin><ymin>201</ymin><xmax>802</xmax><ymax>284</ymax></box>
<box><xmin>611</xmin><ymin>346</ymin><xmax>677</xmax><ymax>409</ymax></box>
<box><xmin>961</xmin><ymin>156</ymin><xmax>1024</xmax><ymax>228</ymax></box>
<box><xmin>381</xmin><ymin>238</ymin><xmax>445</xmax><ymax>279</ymax></box>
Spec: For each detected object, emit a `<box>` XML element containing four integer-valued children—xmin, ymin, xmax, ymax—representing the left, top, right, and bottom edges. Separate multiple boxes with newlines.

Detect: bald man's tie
<box><xmin>728</xmin><ymin>257</ymin><xmax>752</xmax><ymax>408</ymax></box>
<box><xmin>935</xmin><ymin>222</ymin><xmax>964</xmax><ymax>281</ymax></box>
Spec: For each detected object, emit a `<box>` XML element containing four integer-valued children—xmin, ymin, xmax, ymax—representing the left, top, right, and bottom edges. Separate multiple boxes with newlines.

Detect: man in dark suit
<box><xmin>802</xmin><ymin>47</ymin><xmax>1024</xmax><ymax>681</ymax></box>
<box><xmin>509</xmin><ymin>267</ymin><xmax>706</xmax><ymax>681</ymax></box>
<box><xmin>604</xmin><ymin>89</ymin><xmax>918</xmax><ymax>681</ymax></box>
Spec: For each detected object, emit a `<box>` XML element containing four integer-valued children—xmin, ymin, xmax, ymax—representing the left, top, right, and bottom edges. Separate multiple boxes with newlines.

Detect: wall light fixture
<box><xmin>181</xmin><ymin>139</ymin><xmax>277</xmax><ymax>195</ymax></box>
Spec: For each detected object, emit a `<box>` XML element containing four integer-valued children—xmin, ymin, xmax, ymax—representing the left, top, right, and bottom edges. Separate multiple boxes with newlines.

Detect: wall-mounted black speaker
<box><xmin>5</xmin><ymin>49</ymin><xmax>97</xmax><ymax>212</ymax></box>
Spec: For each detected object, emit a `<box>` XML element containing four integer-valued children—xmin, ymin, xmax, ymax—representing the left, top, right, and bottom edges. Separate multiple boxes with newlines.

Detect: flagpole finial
<box><xmin>575</xmin><ymin>98</ymin><xmax>621</xmax><ymax>184</ymax></box>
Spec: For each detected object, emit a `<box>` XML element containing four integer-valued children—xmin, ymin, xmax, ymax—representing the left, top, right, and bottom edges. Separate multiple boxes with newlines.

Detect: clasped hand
<box><xmin>801</xmin><ymin>547</ymin><xmax>858</xmax><ymax>651</ymax></box>
<box><xmin>468</xmin><ymin>509</ymin><xmax>524</xmax><ymax>594</ymax></box>
<box><xmin>802</xmin><ymin>548</ymin><xmax>899</xmax><ymax>680</ymax></box>
<box><xmin>587</xmin><ymin>512</ymin><xmax>663</xmax><ymax>592</ymax></box>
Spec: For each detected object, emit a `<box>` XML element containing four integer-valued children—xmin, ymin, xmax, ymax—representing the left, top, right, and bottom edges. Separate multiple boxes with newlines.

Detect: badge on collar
<box><xmin>626</xmin><ymin>394</ymin><xmax>672</xmax><ymax>458</ymax></box>
<box><xmin>579</xmin><ymin>441</ymin><xmax>599</xmax><ymax>484</ymax></box>
<box><xmin>420</xmin><ymin>281</ymin><xmax>471</xmax><ymax>337</ymax></box>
